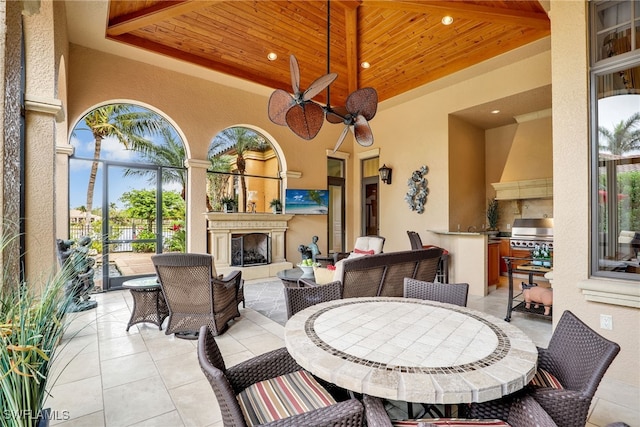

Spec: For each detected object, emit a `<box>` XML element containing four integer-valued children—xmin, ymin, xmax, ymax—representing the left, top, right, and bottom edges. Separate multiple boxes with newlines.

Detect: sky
<box><xmin>69</xmin><ymin>123</ymin><xmax>185</xmax><ymax>211</ymax></box>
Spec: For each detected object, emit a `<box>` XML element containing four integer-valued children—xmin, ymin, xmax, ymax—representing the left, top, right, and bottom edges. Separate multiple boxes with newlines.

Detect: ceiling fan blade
<box><xmin>333</xmin><ymin>125</ymin><xmax>350</xmax><ymax>152</ymax></box>
<box><xmin>325</xmin><ymin>106</ymin><xmax>349</xmax><ymax>124</ymax></box>
<box><xmin>268</xmin><ymin>89</ymin><xmax>295</xmax><ymax>126</ymax></box>
<box><xmin>285</xmin><ymin>102</ymin><xmax>325</xmax><ymax>140</ymax></box>
<box><xmin>303</xmin><ymin>73</ymin><xmax>338</xmax><ymax>101</ymax></box>
<box><xmin>346</xmin><ymin>87</ymin><xmax>378</xmax><ymax>120</ymax></box>
<box><xmin>290</xmin><ymin>55</ymin><xmax>301</xmax><ymax>96</ymax></box>
<box><xmin>353</xmin><ymin>115</ymin><xmax>374</xmax><ymax>147</ymax></box>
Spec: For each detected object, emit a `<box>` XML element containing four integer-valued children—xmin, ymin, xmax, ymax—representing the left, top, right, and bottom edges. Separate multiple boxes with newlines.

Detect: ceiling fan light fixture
<box><xmin>441</xmin><ymin>15</ymin><xmax>454</xmax><ymax>25</ymax></box>
<box><xmin>267</xmin><ymin>52</ymin><xmax>278</xmax><ymax>61</ymax></box>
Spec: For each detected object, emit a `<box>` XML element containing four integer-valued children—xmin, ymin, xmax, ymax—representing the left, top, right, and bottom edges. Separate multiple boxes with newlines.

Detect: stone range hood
<box><xmin>492</xmin><ymin>109</ymin><xmax>553</xmax><ymax>200</ymax></box>
<box><xmin>492</xmin><ymin>178</ymin><xmax>553</xmax><ymax>200</ymax></box>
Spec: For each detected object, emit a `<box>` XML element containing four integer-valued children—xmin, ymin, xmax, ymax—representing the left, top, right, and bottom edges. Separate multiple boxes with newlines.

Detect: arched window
<box><xmin>69</xmin><ymin>103</ymin><xmax>186</xmax><ymax>291</ymax></box>
<box><xmin>207</xmin><ymin>127</ymin><xmax>282</xmax><ymax>213</ymax></box>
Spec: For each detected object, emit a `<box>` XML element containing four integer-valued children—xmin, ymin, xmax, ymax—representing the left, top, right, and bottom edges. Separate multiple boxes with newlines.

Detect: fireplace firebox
<box><xmin>231</xmin><ymin>233</ymin><xmax>271</xmax><ymax>267</ymax></box>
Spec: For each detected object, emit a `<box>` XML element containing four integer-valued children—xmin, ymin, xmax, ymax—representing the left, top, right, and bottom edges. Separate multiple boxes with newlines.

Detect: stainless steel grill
<box><xmin>510</xmin><ymin>218</ymin><xmax>554</xmax><ymax>249</ymax></box>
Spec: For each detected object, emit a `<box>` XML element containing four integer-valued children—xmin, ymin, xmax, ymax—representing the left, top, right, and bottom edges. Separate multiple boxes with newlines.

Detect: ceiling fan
<box><xmin>267</xmin><ymin>0</ymin><xmax>378</xmax><ymax>151</ymax></box>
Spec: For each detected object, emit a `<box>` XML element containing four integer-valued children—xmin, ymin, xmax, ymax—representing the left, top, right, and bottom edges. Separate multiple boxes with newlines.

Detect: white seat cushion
<box><xmin>354</xmin><ymin>237</ymin><xmax>384</xmax><ymax>254</ymax></box>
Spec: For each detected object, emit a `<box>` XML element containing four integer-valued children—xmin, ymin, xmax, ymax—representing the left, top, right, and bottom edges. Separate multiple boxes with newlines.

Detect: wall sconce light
<box><xmin>378</xmin><ymin>164</ymin><xmax>392</xmax><ymax>185</ymax></box>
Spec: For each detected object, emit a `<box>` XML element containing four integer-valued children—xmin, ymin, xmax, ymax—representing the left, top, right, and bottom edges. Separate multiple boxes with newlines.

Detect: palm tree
<box><xmin>212</xmin><ymin>128</ymin><xmax>268</xmax><ymax>212</ymax></box>
<box><xmin>207</xmin><ymin>154</ymin><xmax>234</xmax><ymax>211</ymax></box>
<box><xmin>123</xmin><ymin>126</ymin><xmax>187</xmax><ymax>199</ymax></box>
<box><xmin>75</xmin><ymin>104</ymin><xmax>165</xmax><ymax>225</ymax></box>
<box><xmin>599</xmin><ymin>112</ymin><xmax>640</xmax><ymax>155</ymax></box>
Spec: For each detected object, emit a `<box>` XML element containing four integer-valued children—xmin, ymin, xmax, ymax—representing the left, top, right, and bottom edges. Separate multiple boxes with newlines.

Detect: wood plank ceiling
<box><xmin>106</xmin><ymin>0</ymin><xmax>550</xmax><ymax>107</ymax></box>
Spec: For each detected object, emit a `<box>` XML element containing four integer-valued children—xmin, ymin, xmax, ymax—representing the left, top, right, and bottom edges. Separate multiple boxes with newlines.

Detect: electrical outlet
<box><xmin>600</xmin><ymin>314</ymin><xmax>613</xmax><ymax>330</ymax></box>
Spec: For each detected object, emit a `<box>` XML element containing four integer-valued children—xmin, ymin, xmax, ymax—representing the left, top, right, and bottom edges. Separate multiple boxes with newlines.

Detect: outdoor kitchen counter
<box><xmin>428</xmin><ymin>230</ymin><xmax>490</xmax><ymax>297</ymax></box>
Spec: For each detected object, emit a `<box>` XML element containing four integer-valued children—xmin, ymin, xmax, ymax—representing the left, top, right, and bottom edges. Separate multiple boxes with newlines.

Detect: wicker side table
<box><xmin>123</xmin><ymin>276</ymin><xmax>169</xmax><ymax>331</ymax></box>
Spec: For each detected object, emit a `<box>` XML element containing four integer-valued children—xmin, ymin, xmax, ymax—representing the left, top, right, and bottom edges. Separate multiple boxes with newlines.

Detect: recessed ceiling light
<box><xmin>441</xmin><ymin>16</ymin><xmax>454</xmax><ymax>25</ymax></box>
<box><xmin>491</xmin><ymin>110</ymin><xmax>501</xmax><ymax>114</ymax></box>
<box><xmin>267</xmin><ymin>52</ymin><xmax>277</xmax><ymax>61</ymax></box>
<box><xmin>361</xmin><ymin>61</ymin><xmax>371</xmax><ymax>69</ymax></box>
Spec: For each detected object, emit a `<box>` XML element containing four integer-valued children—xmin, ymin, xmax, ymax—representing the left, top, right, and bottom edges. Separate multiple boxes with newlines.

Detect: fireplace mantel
<box><xmin>204</xmin><ymin>212</ymin><xmax>295</xmax><ymax>279</ymax></box>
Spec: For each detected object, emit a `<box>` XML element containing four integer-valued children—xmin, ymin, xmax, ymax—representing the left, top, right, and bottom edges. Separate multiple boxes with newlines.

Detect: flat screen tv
<box><xmin>285</xmin><ymin>189</ymin><xmax>329</xmax><ymax>214</ymax></box>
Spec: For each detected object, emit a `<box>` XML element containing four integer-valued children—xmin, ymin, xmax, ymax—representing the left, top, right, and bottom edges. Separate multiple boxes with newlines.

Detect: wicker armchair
<box><xmin>363</xmin><ymin>393</ymin><xmax>557</xmax><ymax>427</ymax></box>
<box><xmin>407</xmin><ymin>231</ymin><xmax>449</xmax><ymax>283</ymax></box>
<box><xmin>197</xmin><ymin>325</ymin><xmax>364</xmax><ymax>427</ymax></box>
<box><xmin>152</xmin><ymin>253</ymin><xmax>242</xmax><ymax>338</ymax></box>
<box><xmin>285</xmin><ymin>280</ymin><xmax>342</xmax><ymax>319</ymax></box>
<box><xmin>467</xmin><ymin>310</ymin><xmax>620</xmax><ymax>427</ymax></box>
<box><xmin>403</xmin><ymin>278</ymin><xmax>469</xmax><ymax>307</ymax></box>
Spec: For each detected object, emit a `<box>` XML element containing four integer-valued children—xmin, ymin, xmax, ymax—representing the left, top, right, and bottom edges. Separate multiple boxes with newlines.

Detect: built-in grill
<box><xmin>510</xmin><ymin>218</ymin><xmax>554</xmax><ymax>250</ymax></box>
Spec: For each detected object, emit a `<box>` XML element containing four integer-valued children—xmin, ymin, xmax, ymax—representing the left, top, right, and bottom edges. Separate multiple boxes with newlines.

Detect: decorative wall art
<box><xmin>405</xmin><ymin>165</ymin><xmax>429</xmax><ymax>214</ymax></box>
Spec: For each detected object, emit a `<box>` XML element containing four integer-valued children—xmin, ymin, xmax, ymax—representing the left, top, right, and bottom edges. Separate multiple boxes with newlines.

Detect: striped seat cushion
<box><xmin>528</xmin><ymin>368</ymin><xmax>563</xmax><ymax>389</ymax></box>
<box><xmin>393</xmin><ymin>419</ymin><xmax>509</xmax><ymax>427</ymax></box>
<box><xmin>237</xmin><ymin>370</ymin><xmax>337</xmax><ymax>426</ymax></box>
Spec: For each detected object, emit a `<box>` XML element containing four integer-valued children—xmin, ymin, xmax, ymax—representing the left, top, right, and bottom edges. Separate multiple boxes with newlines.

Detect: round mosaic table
<box><xmin>122</xmin><ymin>276</ymin><xmax>169</xmax><ymax>331</ymax></box>
<box><xmin>284</xmin><ymin>297</ymin><xmax>538</xmax><ymax>404</ymax></box>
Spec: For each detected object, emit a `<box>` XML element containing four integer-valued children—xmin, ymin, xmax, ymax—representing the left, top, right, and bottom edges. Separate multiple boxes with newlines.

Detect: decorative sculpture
<box><xmin>521</xmin><ymin>282</ymin><xmax>552</xmax><ymax>315</ymax></box>
<box><xmin>405</xmin><ymin>165</ymin><xmax>429</xmax><ymax>214</ymax></box>
<box><xmin>56</xmin><ymin>237</ymin><xmax>98</xmax><ymax>312</ymax></box>
<box><xmin>298</xmin><ymin>244</ymin><xmax>312</xmax><ymax>261</ymax></box>
<box><xmin>308</xmin><ymin>236</ymin><xmax>321</xmax><ymax>262</ymax></box>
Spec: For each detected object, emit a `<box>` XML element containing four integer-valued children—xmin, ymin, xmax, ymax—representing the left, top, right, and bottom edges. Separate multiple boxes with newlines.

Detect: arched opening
<box><xmin>68</xmin><ymin>102</ymin><xmax>187</xmax><ymax>291</ymax></box>
<box><xmin>207</xmin><ymin>126</ymin><xmax>283</xmax><ymax>214</ymax></box>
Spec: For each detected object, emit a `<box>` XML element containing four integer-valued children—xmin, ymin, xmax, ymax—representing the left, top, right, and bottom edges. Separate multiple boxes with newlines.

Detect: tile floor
<box><xmin>45</xmin><ymin>278</ymin><xmax>635</xmax><ymax>427</ymax></box>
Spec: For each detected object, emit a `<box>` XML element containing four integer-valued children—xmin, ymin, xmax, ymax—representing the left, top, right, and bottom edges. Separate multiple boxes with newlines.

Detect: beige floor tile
<box><xmin>50</xmin><ymin>350</ymin><xmax>101</xmax><ymax>387</ymax></box>
<box><xmin>169</xmin><ymin>378</ymin><xmax>221</xmax><ymax>427</ymax></box>
<box><xmin>129</xmin><ymin>410</ymin><xmax>185</xmax><ymax>427</ymax></box>
<box><xmin>99</xmin><ymin>333</ymin><xmax>148</xmax><ymax>361</ymax></box>
<box><xmin>52</xmin><ymin>410</ymin><xmax>105</xmax><ymax>427</ymax></box>
<box><xmin>589</xmin><ymin>397</ymin><xmax>639</xmax><ymax>427</ymax></box>
<box><xmin>103</xmin><ymin>376</ymin><xmax>176</xmax><ymax>426</ymax></box>
<box><xmin>155</xmin><ymin>350</ymin><xmax>203</xmax><ymax>389</ymax></box>
<box><xmin>48</xmin><ymin>376</ymin><xmax>103</xmax><ymax>423</ymax></box>
<box><xmin>241</xmin><ymin>331</ymin><xmax>285</xmax><ymax>355</ymax></box>
<box><xmin>145</xmin><ymin>333</ymin><xmax>198</xmax><ymax>361</ymax></box>
<box><xmin>101</xmin><ymin>351</ymin><xmax>159</xmax><ymax>389</ymax></box>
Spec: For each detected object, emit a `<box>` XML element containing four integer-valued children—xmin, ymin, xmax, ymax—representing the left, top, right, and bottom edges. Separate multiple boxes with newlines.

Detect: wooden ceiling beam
<box><xmin>364</xmin><ymin>0</ymin><xmax>550</xmax><ymax>30</ymax></box>
<box><xmin>107</xmin><ymin>0</ymin><xmax>220</xmax><ymax>36</ymax></box>
<box><xmin>344</xmin><ymin>6</ymin><xmax>358</xmax><ymax>94</ymax></box>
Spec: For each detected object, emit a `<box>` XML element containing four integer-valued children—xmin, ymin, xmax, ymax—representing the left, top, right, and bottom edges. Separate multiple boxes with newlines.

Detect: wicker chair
<box><xmin>285</xmin><ymin>280</ymin><xmax>342</xmax><ymax>319</ymax></box>
<box><xmin>362</xmin><ymin>393</ymin><xmax>557</xmax><ymax>427</ymax></box>
<box><xmin>467</xmin><ymin>310</ymin><xmax>620</xmax><ymax>427</ymax></box>
<box><xmin>152</xmin><ymin>253</ymin><xmax>242</xmax><ymax>338</ymax></box>
<box><xmin>406</xmin><ymin>231</ymin><xmax>449</xmax><ymax>283</ymax></box>
<box><xmin>197</xmin><ymin>324</ymin><xmax>364</xmax><ymax>427</ymax></box>
<box><xmin>403</xmin><ymin>278</ymin><xmax>469</xmax><ymax>307</ymax></box>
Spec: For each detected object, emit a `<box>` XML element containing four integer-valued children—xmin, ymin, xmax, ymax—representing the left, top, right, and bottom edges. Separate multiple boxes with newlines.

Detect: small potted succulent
<box><xmin>220</xmin><ymin>196</ymin><xmax>237</xmax><ymax>213</ymax></box>
<box><xmin>269</xmin><ymin>198</ymin><xmax>282</xmax><ymax>214</ymax></box>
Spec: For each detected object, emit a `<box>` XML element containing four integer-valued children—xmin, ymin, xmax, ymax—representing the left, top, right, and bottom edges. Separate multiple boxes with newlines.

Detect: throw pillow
<box><xmin>354</xmin><ymin>248</ymin><xmax>375</xmax><ymax>255</ymax></box>
<box><xmin>392</xmin><ymin>420</ymin><xmax>509</xmax><ymax>427</ymax></box>
<box><xmin>313</xmin><ymin>266</ymin><xmax>335</xmax><ymax>285</ymax></box>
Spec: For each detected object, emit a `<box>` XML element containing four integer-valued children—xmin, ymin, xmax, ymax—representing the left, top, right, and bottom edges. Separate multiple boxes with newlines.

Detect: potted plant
<box><xmin>269</xmin><ymin>198</ymin><xmax>282</xmax><ymax>214</ymax></box>
<box><xmin>486</xmin><ymin>198</ymin><xmax>499</xmax><ymax>235</ymax></box>
<box><xmin>220</xmin><ymin>196</ymin><xmax>237</xmax><ymax>213</ymax></box>
<box><xmin>1</xmin><ymin>234</ymin><xmax>75</xmax><ymax>427</ymax></box>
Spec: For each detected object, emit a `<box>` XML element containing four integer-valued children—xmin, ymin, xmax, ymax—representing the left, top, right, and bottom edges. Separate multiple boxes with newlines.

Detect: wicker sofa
<box><xmin>284</xmin><ymin>248</ymin><xmax>443</xmax><ymax>318</ymax></box>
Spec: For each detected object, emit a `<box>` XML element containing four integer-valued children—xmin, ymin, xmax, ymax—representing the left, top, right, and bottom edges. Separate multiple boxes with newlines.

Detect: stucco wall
<box><xmin>66</xmin><ymin>44</ymin><xmax>345</xmax><ymax>260</ymax></box>
<box><xmin>552</xmin><ymin>0</ymin><xmax>639</xmax><ymax>418</ymax></box>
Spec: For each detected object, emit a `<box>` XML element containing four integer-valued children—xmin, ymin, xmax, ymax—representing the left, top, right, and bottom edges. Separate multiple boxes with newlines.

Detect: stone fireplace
<box><xmin>205</xmin><ymin>213</ymin><xmax>294</xmax><ymax>279</ymax></box>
